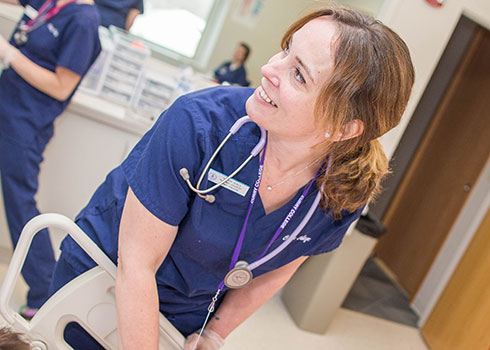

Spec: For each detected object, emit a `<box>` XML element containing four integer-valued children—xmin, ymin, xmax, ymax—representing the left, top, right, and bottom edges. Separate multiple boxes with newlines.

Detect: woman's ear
<box><xmin>329</xmin><ymin>119</ymin><xmax>365</xmax><ymax>141</ymax></box>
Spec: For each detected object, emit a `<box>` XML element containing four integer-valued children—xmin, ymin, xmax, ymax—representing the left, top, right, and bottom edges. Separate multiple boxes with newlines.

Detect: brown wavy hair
<box><xmin>281</xmin><ymin>6</ymin><xmax>415</xmax><ymax>218</ymax></box>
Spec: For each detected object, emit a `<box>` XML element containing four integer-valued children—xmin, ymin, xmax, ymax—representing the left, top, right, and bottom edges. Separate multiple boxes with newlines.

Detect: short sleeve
<box><xmin>306</xmin><ymin>209</ymin><xmax>362</xmax><ymax>256</ymax></box>
<box><xmin>214</xmin><ymin>62</ymin><xmax>227</xmax><ymax>80</ymax></box>
<box><xmin>57</xmin><ymin>10</ymin><xmax>101</xmax><ymax>76</ymax></box>
<box><xmin>122</xmin><ymin>95</ymin><xmax>205</xmax><ymax>226</ymax></box>
<box><xmin>237</xmin><ymin>67</ymin><xmax>249</xmax><ymax>87</ymax></box>
<box><xmin>134</xmin><ymin>0</ymin><xmax>144</xmax><ymax>13</ymax></box>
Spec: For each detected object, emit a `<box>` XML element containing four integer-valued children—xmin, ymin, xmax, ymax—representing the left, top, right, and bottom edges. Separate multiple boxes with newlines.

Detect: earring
<box><xmin>325</xmin><ymin>132</ymin><xmax>331</xmax><ymax>139</ymax></box>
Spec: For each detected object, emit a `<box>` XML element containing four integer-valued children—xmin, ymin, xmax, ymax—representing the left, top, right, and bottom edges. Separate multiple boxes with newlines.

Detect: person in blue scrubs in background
<box><xmin>49</xmin><ymin>6</ymin><xmax>415</xmax><ymax>350</ymax></box>
<box><xmin>94</xmin><ymin>0</ymin><xmax>143</xmax><ymax>32</ymax></box>
<box><xmin>0</xmin><ymin>0</ymin><xmax>101</xmax><ymax>319</ymax></box>
<box><xmin>214</xmin><ymin>42</ymin><xmax>251</xmax><ymax>87</ymax></box>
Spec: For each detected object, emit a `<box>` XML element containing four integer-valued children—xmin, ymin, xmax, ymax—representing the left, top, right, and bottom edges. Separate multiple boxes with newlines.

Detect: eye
<box><xmin>283</xmin><ymin>40</ymin><xmax>306</xmax><ymax>85</ymax></box>
<box><xmin>294</xmin><ymin>67</ymin><xmax>306</xmax><ymax>84</ymax></box>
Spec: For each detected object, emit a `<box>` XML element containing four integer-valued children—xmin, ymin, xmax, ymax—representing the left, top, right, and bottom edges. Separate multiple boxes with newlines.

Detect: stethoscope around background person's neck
<box><xmin>180</xmin><ymin>116</ymin><xmax>331</xmax><ymax>349</ymax></box>
<box><xmin>13</xmin><ymin>0</ymin><xmax>78</xmax><ymax>47</ymax></box>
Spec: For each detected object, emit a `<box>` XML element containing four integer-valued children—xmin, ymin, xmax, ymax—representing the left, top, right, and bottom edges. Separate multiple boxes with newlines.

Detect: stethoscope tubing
<box><xmin>179</xmin><ymin>116</ymin><xmax>266</xmax><ymax>198</ymax></box>
<box><xmin>180</xmin><ymin>115</ymin><xmax>326</xmax><ymax>273</ymax></box>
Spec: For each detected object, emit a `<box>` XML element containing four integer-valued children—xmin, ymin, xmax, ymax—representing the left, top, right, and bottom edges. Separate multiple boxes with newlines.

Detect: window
<box><xmin>130</xmin><ymin>0</ymin><xmax>229</xmax><ymax>68</ymax></box>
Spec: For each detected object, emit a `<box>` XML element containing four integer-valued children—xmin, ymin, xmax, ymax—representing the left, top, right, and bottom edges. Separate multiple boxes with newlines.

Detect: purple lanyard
<box><xmin>218</xmin><ymin>141</ymin><xmax>321</xmax><ymax>290</ymax></box>
<box><xmin>257</xmin><ymin>167</ymin><xmax>321</xmax><ymax>260</ymax></box>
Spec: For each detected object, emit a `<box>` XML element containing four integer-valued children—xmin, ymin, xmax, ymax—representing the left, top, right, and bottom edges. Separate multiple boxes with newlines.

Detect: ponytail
<box><xmin>318</xmin><ymin>139</ymin><xmax>388</xmax><ymax>219</ymax></box>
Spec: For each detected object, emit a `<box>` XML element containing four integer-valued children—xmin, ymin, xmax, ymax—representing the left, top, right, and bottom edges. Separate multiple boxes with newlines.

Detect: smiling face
<box><xmin>246</xmin><ymin>17</ymin><xmax>338</xmax><ymax>144</ymax></box>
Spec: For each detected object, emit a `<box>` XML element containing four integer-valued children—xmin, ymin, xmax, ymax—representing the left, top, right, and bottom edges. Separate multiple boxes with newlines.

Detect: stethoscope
<box><xmin>179</xmin><ymin>116</ymin><xmax>266</xmax><ymax>203</ymax></box>
<box><xmin>182</xmin><ymin>116</ymin><xmax>330</xmax><ymax>349</ymax></box>
<box><xmin>179</xmin><ymin>115</ymin><xmax>330</xmax><ymax>289</ymax></box>
<box><xmin>13</xmin><ymin>0</ymin><xmax>77</xmax><ymax>47</ymax></box>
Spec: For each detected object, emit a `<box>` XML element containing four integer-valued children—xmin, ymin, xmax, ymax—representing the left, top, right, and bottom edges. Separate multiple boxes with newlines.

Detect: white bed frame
<box><xmin>0</xmin><ymin>213</ymin><xmax>185</xmax><ymax>350</ymax></box>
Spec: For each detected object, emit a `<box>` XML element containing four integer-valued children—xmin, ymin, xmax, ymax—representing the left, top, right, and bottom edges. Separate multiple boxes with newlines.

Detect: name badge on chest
<box><xmin>208</xmin><ymin>168</ymin><xmax>250</xmax><ymax>197</ymax></box>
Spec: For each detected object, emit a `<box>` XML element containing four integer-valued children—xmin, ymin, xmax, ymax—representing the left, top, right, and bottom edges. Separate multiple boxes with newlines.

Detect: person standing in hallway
<box><xmin>0</xmin><ymin>0</ymin><xmax>101</xmax><ymax>318</ymax></box>
<box><xmin>214</xmin><ymin>42</ymin><xmax>251</xmax><ymax>87</ymax></box>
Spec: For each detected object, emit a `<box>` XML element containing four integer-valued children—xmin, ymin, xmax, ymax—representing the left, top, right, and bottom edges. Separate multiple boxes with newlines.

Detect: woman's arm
<box><xmin>125</xmin><ymin>8</ymin><xmax>141</xmax><ymax>31</ymax></box>
<box><xmin>0</xmin><ymin>36</ymin><xmax>81</xmax><ymax>101</ymax></box>
<box><xmin>116</xmin><ymin>187</ymin><xmax>178</xmax><ymax>349</ymax></box>
<box><xmin>206</xmin><ymin>256</ymin><xmax>308</xmax><ymax>339</ymax></box>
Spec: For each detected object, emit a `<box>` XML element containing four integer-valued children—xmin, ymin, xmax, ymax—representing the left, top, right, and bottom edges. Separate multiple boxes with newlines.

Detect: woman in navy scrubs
<box><xmin>94</xmin><ymin>0</ymin><xmax>143</xmax><ymax>31</ymax></box>
<box><xmin>0</xmin><ymin>0</ymin><xmax>101</xmax><ymax>318</ymax></box>
<box><xmin>214</xmin><ymin>42</ymin><xmax>251</xmax><ymax>87</ymax></box>
<box><xmin>50</xmin><ymin>6</ymin><xmax>414</xmax><ymax>350</ymax></box>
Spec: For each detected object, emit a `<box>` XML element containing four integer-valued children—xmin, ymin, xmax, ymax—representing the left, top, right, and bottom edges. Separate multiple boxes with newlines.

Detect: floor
<box><xmin>342</xmin><ymin>257</ymin><xmax>420</xmax><ymax>328</ymax></box>
<box><xmin>0</xmin><ymin>249</ymin><xmax>429</xmax><ymax>350</ymax></box>
<box><xmin>225</xmin><ymin>292</ymin><xmax>428</xmax><ymax>350</ymax></box>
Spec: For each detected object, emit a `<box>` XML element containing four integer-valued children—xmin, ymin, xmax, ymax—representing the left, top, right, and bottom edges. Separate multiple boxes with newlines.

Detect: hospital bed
<box><xmin>0</xmin><ymin>213</ymin><xmax>185</xmax><ymax>349</ymax></box>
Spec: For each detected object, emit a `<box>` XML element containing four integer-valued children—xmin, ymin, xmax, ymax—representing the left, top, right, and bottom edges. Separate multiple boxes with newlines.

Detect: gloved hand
<box><xmin>0</xmin><ymin>35</ymin><xmax>11</xmax><ymax>59</ymax></box>
<box><xmin>184</xmin><ymin>329</ymin><xmax>225</xmax><ymax>350</ymax></box>
<box><xmin>0</xmin><ymin>35</ymin><xmax>17</xmax><ymax>67</ymax></box>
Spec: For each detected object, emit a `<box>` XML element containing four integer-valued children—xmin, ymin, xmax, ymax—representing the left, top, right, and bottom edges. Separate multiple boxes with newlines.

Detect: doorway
<box><xmin>373</xmin><ymin>17</ymin><xmax>490</xmax><ymax>300</ymax></box>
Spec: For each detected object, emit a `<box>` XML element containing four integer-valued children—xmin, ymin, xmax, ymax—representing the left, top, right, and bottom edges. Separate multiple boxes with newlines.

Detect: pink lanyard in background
<box><xmin>14</xmin><ymin>0</ymin><xmax>77</xmax><ymax>46</ymax></box>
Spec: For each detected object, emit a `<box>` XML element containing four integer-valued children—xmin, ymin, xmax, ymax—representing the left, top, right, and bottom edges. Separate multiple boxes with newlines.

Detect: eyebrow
<box><xmin>295</xmin><ymin>56</ymin><xmax>315</xmax><ymax>84</ymax></box>
<box><xmin>289</xmin><ymin>36</ymin><xmax>316</xmax><ymax>84</ymax></box>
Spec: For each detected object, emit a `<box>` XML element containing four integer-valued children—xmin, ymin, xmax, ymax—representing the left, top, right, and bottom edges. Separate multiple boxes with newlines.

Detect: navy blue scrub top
<box><xmin>59</xmin><ymin>86</ymin><xmax>362</xmax><ymax>319</ymax></box>
<box><xmin>0</xmin><ymin>0</ymin><xmax>101</xmax><ymax>148</ymax></box>
<box><xmin>94</xmin><ymin>0</ymin><xmax>144</xmax><ymax>29</ymax></box>
<box><xmin>214</xmin><ymin>62</ymin><xmax>250</xmax><ymax>87</ymax></box>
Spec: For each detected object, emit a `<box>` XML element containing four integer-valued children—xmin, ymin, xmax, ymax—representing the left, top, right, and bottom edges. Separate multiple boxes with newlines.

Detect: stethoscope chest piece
<box><xmin>224</xmin><ymin>260</ymin><xmax>252</xmax><ymax>289</ymax></box>
<box><xmin>14</xmin><ymin>29</ymin><xmax>28</xmax><ymax>46</ymax></box>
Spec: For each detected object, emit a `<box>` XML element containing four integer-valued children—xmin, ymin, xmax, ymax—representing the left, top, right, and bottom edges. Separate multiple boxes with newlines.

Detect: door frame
<box><xmin>369</xmin><ymin>16</ymin><xmax>477</xmax><ymax>220</ymax></box>
<box><xmin>368</xmin><ymin>14</ymin><xmax>490</xmax><ymax>324</ymax></box>
<box><xmin>372</xmin><ymin>4</ymin><xmax>490</xmax><ymax>327</ymax></box>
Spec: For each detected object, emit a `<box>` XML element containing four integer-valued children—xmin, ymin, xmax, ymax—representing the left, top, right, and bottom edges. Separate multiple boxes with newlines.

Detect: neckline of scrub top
<box><xmin>219</xmin><ymin>144</ymin><xmax>320</xmax><ymax>290</ymax></box>
<box><xmin>252</xmin><ymin>154</ymin><xmax>321</xmax><ymax>226</ymax></box>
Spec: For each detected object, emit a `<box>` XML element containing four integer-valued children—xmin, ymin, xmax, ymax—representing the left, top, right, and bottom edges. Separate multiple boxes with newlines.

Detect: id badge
<box><xmin>24</xmin><ymin>5</ymin><xmax>38</xmax><ymax>20</ymax></box>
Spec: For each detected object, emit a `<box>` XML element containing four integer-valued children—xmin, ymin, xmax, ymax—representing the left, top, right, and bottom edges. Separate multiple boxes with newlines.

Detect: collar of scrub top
<box><xmin>218</xmin><ymin>145</ymin><xmax>331</xmax><ymax>291</ymax></box>
<box><xmin>19</xmin><ymin>0</ymin><xmax>77</xmax><ymax>34</ymax></box>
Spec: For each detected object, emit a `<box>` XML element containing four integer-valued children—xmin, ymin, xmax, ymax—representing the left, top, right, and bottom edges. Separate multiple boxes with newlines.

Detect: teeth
<box><xmin>258</xmin><ymin>86</ymin><xmax>277</xmax><ymax>107</ymax></box>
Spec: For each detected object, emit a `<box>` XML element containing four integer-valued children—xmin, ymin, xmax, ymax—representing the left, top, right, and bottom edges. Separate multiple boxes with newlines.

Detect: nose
<box><xmin>261</xmin><ymin>54</ymin><xmax>281</xmax><ymax>87</ymax></box>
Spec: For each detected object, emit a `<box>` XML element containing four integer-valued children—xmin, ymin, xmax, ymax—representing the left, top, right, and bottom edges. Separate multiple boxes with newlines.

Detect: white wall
<box><xmin>206</xmin><ymin>0</ymin><xmax>384</xmax><ymax>87</ymax></box>
<box><xmin>377</xmin><ymin>0</ymin><xmax>490</xmax><ymax>325</ymax></box>
<box><xmin>0</xmin><ymin>3</ymin><xmax>22</xmax><ymax>38</ymax></box>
